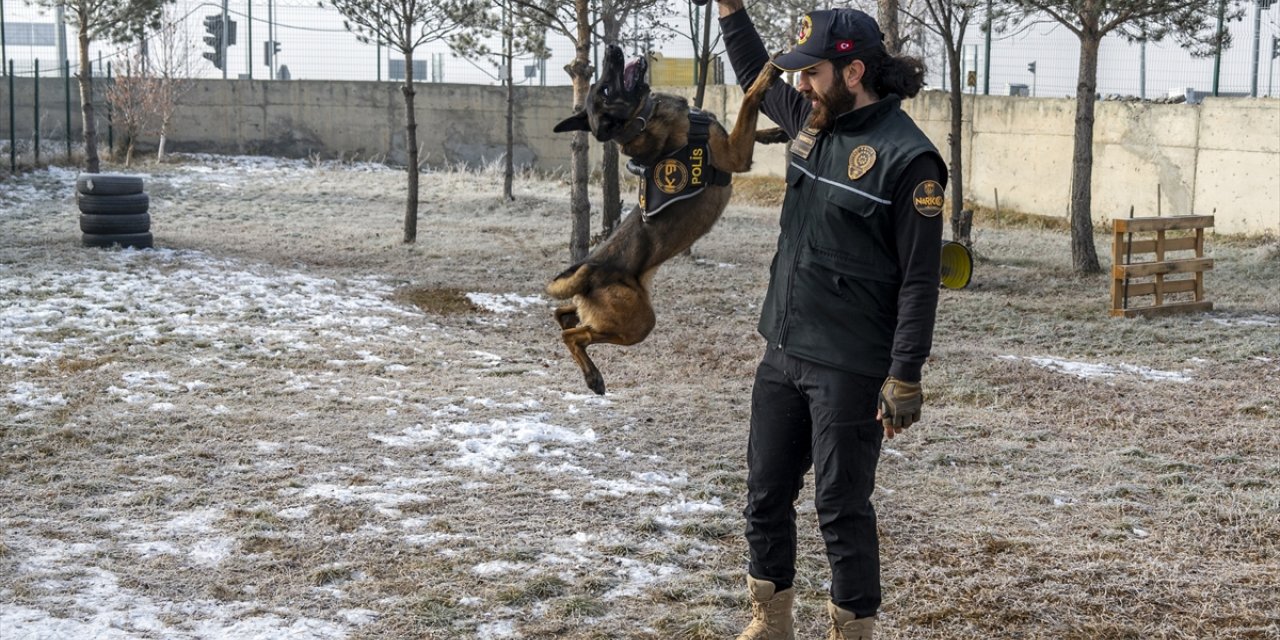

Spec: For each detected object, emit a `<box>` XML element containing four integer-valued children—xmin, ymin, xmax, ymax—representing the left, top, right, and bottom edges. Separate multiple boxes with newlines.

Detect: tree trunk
<box><xmin>1069</xmin><ymin>36</ymin><xmax>1102</xmax><ymax>274</ymax></box>
<box><xmin>600</xmin><ymin>5</ymin><xmax>622</xmax><ymax>239</ymax></box>
<box><xmin>77</xmin><ymin>19</ymin><xmax>100</xmax><ymax>173</ymax></box>
<box><xmin>693</xmin><ymin>1</ymin><xmax>713</xmax><ymax>108</ymax></box>
<box><xmin>567</xmin><ymin>0</ymin><xmax>593</xmax><ymax>262</ymax></box>
<box><xmin>878</xmin><ymin>0</ymin><xmax>902</xmax><ymax>53</ymax></box>
<box><xmin>504</xmin><ymin>39</ymin><xmax>515</xmax><ymax>201</ymax></box>
<box><xmin>602</xmin><ymin>142</ymin><xmax>621</xmax><ymax>237</ymax></box>
<box><xmin>402</xmin><ymin>49</ymin><xmax>420</xmax><ymax>244</ymax></box>
<box><xmin>947</xmin><ymin>44</ymin><xmax>965</xmax><ymax>240</ymax></box>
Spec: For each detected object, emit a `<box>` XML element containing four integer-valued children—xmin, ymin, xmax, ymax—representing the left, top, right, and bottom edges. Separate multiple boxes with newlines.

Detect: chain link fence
<box><xmin>2</xmin><ymin>1</ymin><xmax>1277</xmax><ymax>95</ymax></box>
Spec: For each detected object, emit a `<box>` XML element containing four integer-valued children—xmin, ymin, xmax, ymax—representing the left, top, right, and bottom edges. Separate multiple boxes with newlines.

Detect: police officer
<box><xmin>715</xmin><ymin>2</ymin><xmax>946</xmax><ymax>639</ymax></box>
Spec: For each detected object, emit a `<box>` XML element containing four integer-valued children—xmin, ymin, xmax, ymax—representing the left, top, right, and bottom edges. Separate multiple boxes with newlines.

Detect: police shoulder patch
<box><xmin>847</xmin><ymin>145</ymin><xmax>876</xmax><ymax>180</ymax></box>
<box><xmin>912</xmin><ymin>180</ymin><xmax>944</xmax><ymax>217</ymax></box>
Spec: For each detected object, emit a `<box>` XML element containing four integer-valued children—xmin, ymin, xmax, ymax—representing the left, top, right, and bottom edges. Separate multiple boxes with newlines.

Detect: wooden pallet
<box><xmin>1110</xmin><ymin>215</ymin><xmax>1214</xmax><ymax>318</ymax></box>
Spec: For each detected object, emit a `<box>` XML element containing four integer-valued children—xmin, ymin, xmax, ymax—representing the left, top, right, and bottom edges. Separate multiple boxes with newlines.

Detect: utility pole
<box><xmin>247</xmin><ymin>0</ymin><xmax>253</xmax><ymax>79</ymax></box>
<box><xmin>268</xmin><ymin>0</ymin><xmax>275</xmax><ymax>80</ymax></box>
<box><xmin>1212</xmin><ymin>0</ymin><xmax>1226</xmax><ymax>96</ymax></box>
<box><xmin>1251</xmin><ymin>1</ymin><xmax>1276</xmax><ymax>97</ymax></box>
<box><xmin>1271</xmin><ymin>35</ymin><xmax>1279</xmax><ymax>97</ymax></box>
<box><xmin>1</xmin><ymin>0</ymin><xmax>7</xmax><ymax>78</ymax></box>
<box><xmin>983</xmin><ymin>0</ymin><xmax>992</xmax><ymax>95</ymax></box>
<box><xmin>1139</xmin><ymin>38</ymin><xmax>1147</xmax><ymax>99</ymax></box>
<box><xmin>54</xmin><ymin>2</ymin><xmax>68</xmax><ymax>76</ymax></box>
<box><xmin>220</xmin><ymin>0</ymin><xmax>229</xmax><ymax>79</ymax></box>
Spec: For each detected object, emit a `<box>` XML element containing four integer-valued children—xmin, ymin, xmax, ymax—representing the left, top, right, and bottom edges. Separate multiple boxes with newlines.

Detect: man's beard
<box><xmin>805</xmin><ymin>80</ymin><xmax>858</xmax><ymax>130</ymax></box>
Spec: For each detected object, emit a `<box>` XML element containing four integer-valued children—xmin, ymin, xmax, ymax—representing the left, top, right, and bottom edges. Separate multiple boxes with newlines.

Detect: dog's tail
<box><xmin>546</xmin><ymin>263</ymin><xmax>592</xmax><ymax>300</ymax></box>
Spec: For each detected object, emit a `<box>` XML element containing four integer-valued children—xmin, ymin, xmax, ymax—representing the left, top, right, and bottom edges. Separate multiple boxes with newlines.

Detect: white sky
<box><xmin>2</xmin><ymin>1</ymin><xmax>1278</xmax><ymax>97</ymax></box>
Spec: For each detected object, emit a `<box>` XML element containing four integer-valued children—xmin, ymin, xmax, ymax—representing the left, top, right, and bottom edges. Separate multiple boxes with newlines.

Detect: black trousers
<box><xmin>745</xmin><ymin>344</ymin><xmax>884</xmax><ymax>618</ymax></box>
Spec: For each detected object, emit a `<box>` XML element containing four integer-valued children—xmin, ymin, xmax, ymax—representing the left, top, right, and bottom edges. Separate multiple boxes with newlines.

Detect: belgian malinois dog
<box><xmin>548</xmin><ymin>45</ymin><xmax>778</xmax><ymax>394</ymax></box>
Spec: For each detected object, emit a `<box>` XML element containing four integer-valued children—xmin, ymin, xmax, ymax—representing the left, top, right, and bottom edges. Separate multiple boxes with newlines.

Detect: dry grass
<box><xmin>1</xmin><ymin>157</ymin><xmax>1277</xmax><ymax>639</ymax></box>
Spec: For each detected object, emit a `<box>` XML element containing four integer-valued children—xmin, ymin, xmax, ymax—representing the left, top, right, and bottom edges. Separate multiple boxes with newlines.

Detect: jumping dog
<box><xmin>548</xmin><ymin>45</ymin><xmax>779</xmax><ymax>394</ymax></box>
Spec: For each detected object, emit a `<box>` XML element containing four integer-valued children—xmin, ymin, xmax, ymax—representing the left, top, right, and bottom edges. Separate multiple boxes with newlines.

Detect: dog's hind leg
<box><xmin>561</xmin><ymin>326</ymin><xmax>607</xmax><ymax>395</ymax></box>
<box><xmin>554</xmin><ymin>304</ymin><xmax>581</xmax><ymax>329</ymax></box>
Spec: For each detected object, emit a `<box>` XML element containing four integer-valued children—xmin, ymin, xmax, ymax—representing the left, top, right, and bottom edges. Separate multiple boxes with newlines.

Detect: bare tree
<box><xmin>103</xmin><ymin>48</ymin><xmax>152</xmax><ymax>166</ymax></box>
<box><xmin>324</xmin><ymin>0</ymin><xmax>485</xmax><ymax>244</ymax></box>
<box><xmin>149</xmin><ymin>5</ymin><xmax>196</xmax><ymax>163</ymax></box>
<box><xmin>31</xmin><ymin>0</ymin><xmax>173</xmax><ymax>173</ymax></box>
<box><xmin>596</xmin><ymin>0</ymin><xmax>665</xmax><ymax>237</ymax></box>
<box><xmin>879</xmin><ymin>0</ymin><xmax>903</xmax><ymax>51</ymax></box>
<box><xmin>662</xmin><ymin>0</ymin><xmax>725</xmax><ymax>110</ymax></box>
<box><xmin>452</xmin><ymin>4</ymin><xmax>549</xmax><ymax>201</ymax></box>
<box><xmin>1005</xmin><ymin>0</ymin><xmax>1243</xmax><ymax>273</ymax></box>
<box><xmin>903</xmin><ymin>1</ymin><xmax>1003</xmax><ymax>243</ymax></box>
<box><xmin>489</xmin><ymin>0</ymin><xmax>593</xmax><ymax>261</ymax></box>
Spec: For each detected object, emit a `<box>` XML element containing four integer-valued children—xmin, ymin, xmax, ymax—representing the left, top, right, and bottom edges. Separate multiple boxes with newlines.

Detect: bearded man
<box><xmin>714</xmin><ymin>2</ymin><xmax>948</xmax><ymax>639</ymax></box>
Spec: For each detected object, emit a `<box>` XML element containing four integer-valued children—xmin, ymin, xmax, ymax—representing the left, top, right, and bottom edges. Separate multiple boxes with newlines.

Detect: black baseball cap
<box><xmin>772</xmin><ymin>9</ymin><xmax>887</xmax><ymax>72</ymax></box>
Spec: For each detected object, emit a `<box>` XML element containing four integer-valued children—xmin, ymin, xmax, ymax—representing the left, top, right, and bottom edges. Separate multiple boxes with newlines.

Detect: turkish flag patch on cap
<box><xmin>835</xmin><ymin>40</ymin><xmax>854</xmax><ymax>52</ymax></box>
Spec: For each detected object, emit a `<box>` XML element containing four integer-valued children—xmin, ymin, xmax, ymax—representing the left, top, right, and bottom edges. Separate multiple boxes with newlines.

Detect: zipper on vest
<box><xmin>776</xmin><ymin>136</ymin><xmax>826</xmax><ymax>350</ymax></box>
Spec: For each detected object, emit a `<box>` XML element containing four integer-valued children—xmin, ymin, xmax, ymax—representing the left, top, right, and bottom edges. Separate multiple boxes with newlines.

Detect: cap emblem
<box><xmin>796</xmin><ymin>15</ymin><xmax>813</xmax><ymax>45</ymax></box>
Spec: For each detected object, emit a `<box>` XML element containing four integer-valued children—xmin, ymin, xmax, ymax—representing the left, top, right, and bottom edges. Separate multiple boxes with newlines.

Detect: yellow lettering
<box><xmin>689</xmin><ymin>148</ymin><xmax>704</xmax><ymax>185</ymax></box>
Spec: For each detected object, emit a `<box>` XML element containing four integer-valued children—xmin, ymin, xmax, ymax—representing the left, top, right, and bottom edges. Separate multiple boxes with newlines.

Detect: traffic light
<box><xmin>264</xmin><ymin>40</ymin><xmax>281</xmax><ymax>66</ymax></box>
<box><xmin>1027</xmin><ymin>61</ymin><xmax>1037</xmax><ymax>74</ymax></box>
<box><xmin>203</xmin><ymin>14</ymin><xmax>224</xmax><ymax>70</ymax></box>
<box><xmin>201</xmin><ymin>14</ymin><xmax>237</xmax><ymax>70</ymax></box>
<box><xmin>1272</xmin><ymin>35</ymin><xmax>1279</xmax><ymax>60</ymax></box>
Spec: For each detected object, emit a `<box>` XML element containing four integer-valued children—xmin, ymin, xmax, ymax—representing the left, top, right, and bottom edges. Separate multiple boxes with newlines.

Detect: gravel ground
<box><xmin>1</xmin><ymin>155</ymin><xmax>1278</xmax><ymax>639</ymax></box>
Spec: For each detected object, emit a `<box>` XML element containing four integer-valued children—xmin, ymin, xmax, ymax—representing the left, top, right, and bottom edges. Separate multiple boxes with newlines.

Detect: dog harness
<box><xmin>638</xmin><ymin>110</ymin><xmax>732</xmax><ymax>220</ymax></box>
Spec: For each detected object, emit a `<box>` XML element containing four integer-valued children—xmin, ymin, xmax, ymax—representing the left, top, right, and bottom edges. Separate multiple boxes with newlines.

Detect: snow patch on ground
<box><xmin>466</xmin><ymin>292</ymin><xmax>545</xmax><ymax>314</ymax></box>
<box><xmin>998</xmin><ymin>355</ymin><xmax>1192</xmax><ymax>383</ymax></box>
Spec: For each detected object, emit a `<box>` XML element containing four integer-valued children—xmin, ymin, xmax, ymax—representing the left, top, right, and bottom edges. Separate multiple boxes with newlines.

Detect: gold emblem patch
<box><xmin>654</xmin><ymin>159</ymin><xmax>688</xmax><ymax>195</ymax></box>
<box><xmin>847</xmin><ymin>145</ymin><xmax>876</xmax><ymax>180</ymax></box>
<box><xmin>796</xmin><ymin>15</ymin><xmax>813</xmax><ymax>45</ymax></box>
<box><xmin>912</xmin><ymin>180</ymin><xmax>944</xmax><ymax>217</ymax></box>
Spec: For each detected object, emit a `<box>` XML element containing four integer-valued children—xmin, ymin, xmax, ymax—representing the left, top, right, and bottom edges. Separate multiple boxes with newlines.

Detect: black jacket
<box><xmin>722</xmin><ymin>10</ymin><xmax>946</xmax><ymax>382</ymax></box>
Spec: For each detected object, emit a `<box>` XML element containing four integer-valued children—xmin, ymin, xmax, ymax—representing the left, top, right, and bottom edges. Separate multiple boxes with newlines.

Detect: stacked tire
<box><xmin>77</xmin><ymin>173</ymin><xmax>153</xmax><ymax>249</ymax></box>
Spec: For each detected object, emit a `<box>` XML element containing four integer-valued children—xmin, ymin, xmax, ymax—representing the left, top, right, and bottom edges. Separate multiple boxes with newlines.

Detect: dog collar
<box><xmin>613</xmin><ymin>96</ymin><xmax>655</xmax><ymax>145</ymax></box>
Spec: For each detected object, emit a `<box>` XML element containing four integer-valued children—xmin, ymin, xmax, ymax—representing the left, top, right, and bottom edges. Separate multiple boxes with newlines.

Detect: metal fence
<box><xmin>2</xmin><ymin>0</ymin><xmax>1278</xmax><ymax>96</ymax></box>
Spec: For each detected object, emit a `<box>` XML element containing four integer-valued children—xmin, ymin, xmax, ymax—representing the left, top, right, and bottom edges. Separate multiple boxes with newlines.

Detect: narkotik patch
<box><xmin>912</xmin><ymin>180</ymin><xmax>944</xmax><ymax>217</ymax></box>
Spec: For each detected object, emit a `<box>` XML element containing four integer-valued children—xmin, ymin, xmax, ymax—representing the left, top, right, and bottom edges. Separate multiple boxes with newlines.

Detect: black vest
<box><xmin>639</xmin><ymin>110</ymin><xmax>732</xmax><ymax>219</ymax></box>
<box><xmin>758</xmin><ymin>97</ymin><xmax>943</xmax><ymax>376</ymax></box>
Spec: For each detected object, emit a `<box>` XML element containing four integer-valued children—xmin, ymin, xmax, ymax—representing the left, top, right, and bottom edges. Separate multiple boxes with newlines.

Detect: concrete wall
<box><xmin>903</xmin><ymin>92</ymin><xmax>1280</xmax><ymax>236</ymax></box>
<box><xmin>3</xmin><ymin>78</ymin><xmax>1276</xmax><ymax>235</ymax></box>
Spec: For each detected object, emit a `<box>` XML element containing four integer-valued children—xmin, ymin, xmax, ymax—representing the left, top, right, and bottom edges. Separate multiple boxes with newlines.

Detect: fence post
<box><xmin>106</xmin><ymin>60</ymin><xmax>113</xmax><ymax>157</ymax></box>
<box><xmin>64</xmin><ymin>59</ymin><xmax>71</xmax><ymax>161</ymax></box>
<box><xmin>34</xmin><ymin>59</ymin><xmax>39</xmax><ymax>165</ymax></box>
<box><xmin>8</xmin><ymin>60</ymin><xmax>15</xmax><ymax>173</ymax></box>
<box><xmin>1</xmin><ymin>0</ymin><xmax>7</xmax><ymax>79</ymax></box>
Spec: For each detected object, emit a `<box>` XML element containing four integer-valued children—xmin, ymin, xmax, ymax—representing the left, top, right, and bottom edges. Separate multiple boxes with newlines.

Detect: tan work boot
<box><xmin>826</xmin><ymin>601</ymin><xmax>875</xmax><ymax>640</ymax></box>
<box><xmin>734</xmin><ymin>576</ymin><xmax>795</xmax><ymax>640</ymax></box>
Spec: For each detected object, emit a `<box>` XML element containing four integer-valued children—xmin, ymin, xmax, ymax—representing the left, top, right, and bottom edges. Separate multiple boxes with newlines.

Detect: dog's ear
<box><xmin>553</xmin><ymin>111</ymin><xmax>590</xmax><ymax>133</ymax></box>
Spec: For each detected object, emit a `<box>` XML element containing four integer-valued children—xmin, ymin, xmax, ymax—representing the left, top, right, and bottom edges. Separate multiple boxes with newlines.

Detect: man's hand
<box><xmin>716</xmin><ymin>0</ymin><xmax>745</xmax><ymax>18</ymax></box>
<box><xmin>877</xmin><ymin>377</ymin><xmax>922</xmax><ymax>439</ymax></box>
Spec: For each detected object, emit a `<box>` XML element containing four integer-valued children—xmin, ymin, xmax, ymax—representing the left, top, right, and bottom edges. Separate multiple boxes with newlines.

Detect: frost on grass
<box><xmin>3</xmin><ymin>156</ymin><xmax>1278</xmax><ymax>639</ymax></box>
